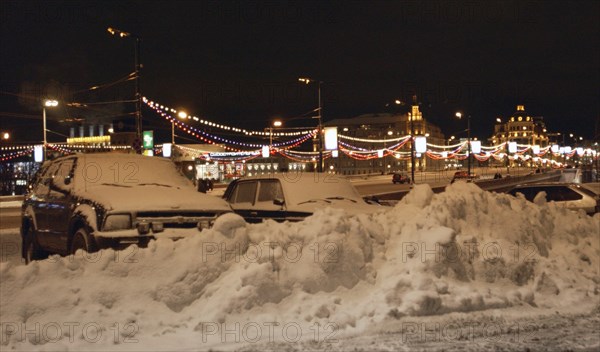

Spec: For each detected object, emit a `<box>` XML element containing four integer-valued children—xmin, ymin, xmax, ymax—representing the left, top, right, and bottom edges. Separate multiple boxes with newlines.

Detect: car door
<box><xmin>227</xmin><ymin>180</ymin><xmax>259</xmax><ymax>222</ymax></box>
<box><xmin>45</xmin><ymin>158</ymin><xmax>76</xmax><ymax>250</ymax></box>
<box><xmin>28</xmin><ymin>162</ymin><xmax>60</xmax><ymax>248</ymax></box>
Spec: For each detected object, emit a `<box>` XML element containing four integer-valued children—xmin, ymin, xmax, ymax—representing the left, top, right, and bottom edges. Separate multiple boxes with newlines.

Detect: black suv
<box><xmin>21</xmin><ymin>153</ymin><xmax>231</xmax><ymax>263</ymax></box>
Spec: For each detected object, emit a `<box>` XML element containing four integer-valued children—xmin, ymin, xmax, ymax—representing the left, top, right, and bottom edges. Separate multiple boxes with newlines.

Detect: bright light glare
<box><xmin>177</xmin><ymin>111</ymin><xmax>188</xmax><ymax>119</ymax></box>
<box><xmin>273</xmin><ymin>120</ymin><xmax>282</xmax><ymax>127</ymax></box>
<box><xmin>455</xmin><ymin>112</ymin><xmax>462</xmax><ymax>118</ymax></box>
<box><xmin>44</xmin><ymin>100</ymin><xmax>58</xmax><ymax>107</ymax></box>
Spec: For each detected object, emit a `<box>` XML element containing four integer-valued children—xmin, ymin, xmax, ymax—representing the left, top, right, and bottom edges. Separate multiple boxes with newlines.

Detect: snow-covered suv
<box><xmin>21</xmin><ymin>153</ymin><xmax>232</xmax><ymax>263</ymax></box>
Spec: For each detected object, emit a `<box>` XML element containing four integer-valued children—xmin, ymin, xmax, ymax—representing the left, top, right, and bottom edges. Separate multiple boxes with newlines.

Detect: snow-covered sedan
<box><xmin>21</xmin><ymin>153</ymin><xmax>232</xmax><ymax>262</ymax></box>
<box><xmin>222</xmin><ymin>173</ymin><xmax>382</xmax><ymax>223</ymax></box>
<box><xmin>507</xmin><ymin>182</ymin><xmax>600</xmax><ymax>215</ymax></box>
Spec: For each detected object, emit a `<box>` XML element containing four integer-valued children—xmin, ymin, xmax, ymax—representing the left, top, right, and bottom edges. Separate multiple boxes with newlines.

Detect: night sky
<box><xmin>1</xmin><ymin>0</ymin><xmax>598</xmax><ymax>144</ymax></box>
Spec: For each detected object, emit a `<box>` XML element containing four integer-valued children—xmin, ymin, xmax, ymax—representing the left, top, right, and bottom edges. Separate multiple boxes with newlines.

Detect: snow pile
<box><xmin>1</xmin><ymin>183</ymin><xmax>598</xmax><ymax>350</ymax></box>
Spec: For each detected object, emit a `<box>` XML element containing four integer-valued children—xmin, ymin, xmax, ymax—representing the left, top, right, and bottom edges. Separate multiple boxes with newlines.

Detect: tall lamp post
<box><xmin>455</xmin><ymin>112</ymin><xmax>472</xmax><ymax>177</ymax></box>
<box><xmin>175</xmin><ymin>111</ymin><xmax>189</xmax><ymax>144</ymax></box>
<box><xmin>299</xmin><ymin>77</ymin><xmax>323</xmax><ymax>172</ymax></box>
<box><xmin>108</xmin><ymin>27</ymin><xmax>142</xmax><ymax>147</ymax></box>
<box><xmin>268</xmin><ymin>120</ymin><xmax>282</xmax><ymax>171</ymax></box>
<box><xmin>393</xmin><ymin>99</ymin><xmax>416</xmax><ymax>184</ymax></box>
<box><xmin>43</xmin><ymin>99</ymin><xmax>58</xmax><ymax>161</ymax></box>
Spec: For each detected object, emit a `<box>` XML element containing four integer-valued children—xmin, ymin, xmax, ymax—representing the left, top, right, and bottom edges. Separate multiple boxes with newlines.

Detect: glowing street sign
<box><xmin>324</xmin><ymin>127</ymin><xmax>338</xmax><ymax>150</ymax></box>
<box><xmin>262</xmin><ymin>145</ymin><xmax>270</xmax><ymax>158</ymax></box>
<box><xmin>508</xmin><ymin>142</ymin><xmax>517</xmax><ymax>153</ymax></box>
<box><xmin>551</xmin><ymin>144</ymin><xmax>559</xmax><ymax>153</ymax></box>
<box><xmin>532</xmin><ymin>145</ymin><xmax>540</xmax><ymax>155</ymax></box>
<box><xmin>163</xmin><ymin>143</ymin><xmax>172</xmax><ymax>158</ymax></box>
<box><xmin>142</xmin><ymin>130</ymin><xmax>154</xmax><ymax>149</ymax></box>
<box><xmin>34</xmin><ymin>145</ymin><xmax>43</xmax><ymax>162</ymax></box>
<box><xmin>377</xmin><ymin>149</ymin><xmax>384</xmax><ymax>158</ymax></box>
<box><xmin>415</xmin><ymin>136</ymin><xmax>427</xmax><ymax>153</ymax></box>
<box><xmin>470</xmin><ymin>140</ymin><xmax>481</xmax><ymax>154</ymax></box>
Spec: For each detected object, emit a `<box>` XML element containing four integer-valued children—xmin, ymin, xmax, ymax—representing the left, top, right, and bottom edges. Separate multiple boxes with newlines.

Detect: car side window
<box><xmin>550</xmin><ymin>187</ymin><xmax>582</xmax><ymax>201</ymax></box>
<box><xmin>256</xmin><ymin>180</ymin><xmax>283</xmax><ymax>204</ymax></box>
<box><xmin>52</xmin><ymin>159</ymin><xmax>75</xmax><ymax>190</ymax></box>
<box><xmin>33</xmin><ymin>162</ymin><xmax>60</xmax><ymax>196</ymax></box>
<box><xmin>232</xmin><ymin>181</ymin><xmax>257</xmax><ymax>205</ymax></box>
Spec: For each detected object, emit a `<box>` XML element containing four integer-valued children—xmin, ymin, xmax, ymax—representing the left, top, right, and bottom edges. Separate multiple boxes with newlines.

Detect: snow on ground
<box><xmin>1</xmin><ymin>183</ymin><xmax>599</xmax><ymax>351</ymax></box>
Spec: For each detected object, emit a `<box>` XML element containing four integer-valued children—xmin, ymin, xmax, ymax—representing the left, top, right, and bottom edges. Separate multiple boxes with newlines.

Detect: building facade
<box><xmin>324</xmin><ymin>104</ymin><xmax>446</xmax><ymax>175</ymax></box>
<box><xmin>489</xmin><ymin>105</ymin><xmax>549</xmax><ymax>147</ymax></box>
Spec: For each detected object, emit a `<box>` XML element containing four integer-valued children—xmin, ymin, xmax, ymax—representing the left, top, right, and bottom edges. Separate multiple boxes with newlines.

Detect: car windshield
<box><xmin>73</xmin><ymin>154</ymin><xmax>192</xmax><ymax>189</ymax></box>
<box><xmin>281</xmin><ymin>175</ymin><xmax>363</xmax><ymax>205</ymax></box>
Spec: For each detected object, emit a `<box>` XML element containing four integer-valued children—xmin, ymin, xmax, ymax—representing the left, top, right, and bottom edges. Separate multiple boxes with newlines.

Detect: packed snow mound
<box><xmin>1</xmin><ymin>183</ymin><xmax>598</xmax><ymax>350</ymax></box>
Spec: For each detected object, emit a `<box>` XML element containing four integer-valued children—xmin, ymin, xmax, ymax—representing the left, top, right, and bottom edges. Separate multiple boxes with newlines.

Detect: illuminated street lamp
<box><xmin>173</xmin><ymin>110</ymin><xmax>188</xmax><ymax>144</ymax></box>
<box><xmin>394</xmin><ymin>99</ymin><xmax>417</xmax><ymax>184</ymax></box>
<box><xmin>43</xmin><ymin>99</ymin><xmax>59</xmax><ymax>161</ymax></box>
<box><xmin>298</xmin><ymin>77</ymin><xmax>323</xmax><ymax>172</ymax></box>
<box><xmin>1</xmin><ymin>132</ymin><xmax>9</xmax><ymax>140</ymax></box>
<box><xmin>108</xmin><ymin>27</ymin><xmax>142</xmax><ymax>148</ymax></box>
<box><xmin>268</xmin><ymin>120</ymin><xmax>283</xmax><ymax>171</ymax></box>
<box><xmin>455</xmin><ymin>112</ymin><xmax>472</xmax><ymax>177</ymax></box>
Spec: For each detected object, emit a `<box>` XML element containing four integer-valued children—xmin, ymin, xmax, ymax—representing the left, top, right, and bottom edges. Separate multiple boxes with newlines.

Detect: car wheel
<box><xmin>71</xmin><ymin>227</ymin><xmax>98</xmax><ymax>255</ymax></box>
<box><xmin>23</xmin><ymin>226</ymin><xmax>48</xmax><ymax>264</ymax></box>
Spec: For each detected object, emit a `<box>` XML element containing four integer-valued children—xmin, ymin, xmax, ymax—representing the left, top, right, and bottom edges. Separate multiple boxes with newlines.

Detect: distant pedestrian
<box><xmin>197</xmin><ymin>179</ymin><xmax>208</xmax><ymax>193</ymax></box>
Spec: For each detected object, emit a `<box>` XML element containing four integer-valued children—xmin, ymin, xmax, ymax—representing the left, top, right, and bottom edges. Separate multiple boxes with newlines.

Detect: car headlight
<box><xmin>151</xmin><ymin>221</ymin><xmax>164</xmax><ymax>232</ymax></box>
<box><xmin>137</xmin><ymin>221</ymin><xmax>150</xmax><ymax>235</ymax></box>
<box><xmin>197</xmin><ymin>220</ymin><xmax>212</xmax><ymax>230</ymax></box>
<box><xmin>104</xmin><ymin>214</ymin><xmax>132</xmax><ymax>231</ymax></box>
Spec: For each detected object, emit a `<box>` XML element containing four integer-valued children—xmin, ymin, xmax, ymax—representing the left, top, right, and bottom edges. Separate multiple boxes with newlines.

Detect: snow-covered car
<box><xmin>450</xmin><ymin>171</ymin><xmax>479</xmax><ymax>183</ymax></box>
<box><xmin>21</xmin><ymin>153</ymin><xmax>232</xmax><ymax>262</ymax></box>
<box><xmin>392</xmin><ymin>172</ymin><xmax>410</xmax><ymax>184</ymax></box>
<box><xmin>507</xmin><ymin>182</ymin><xmax>600</xmax><ymax>215</ymax></box>
<box><xmin>222</xmin><ymin>173</ymin><xmax>383</xmax><ymax>223</ymax></box>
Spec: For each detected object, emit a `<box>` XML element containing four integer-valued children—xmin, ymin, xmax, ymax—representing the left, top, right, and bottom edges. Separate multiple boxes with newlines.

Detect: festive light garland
<box><xmin>148</xmin><ymin>104</ymin><xmax>316</xmax><ymax>152</ymax></box>
<box><xmin>144</xmin><ymin>97</ymin><xmax>314</xmax><ymax>137</ymax></box>
<box><xmin>337</xmin><ymin>134</ymin><xmax>411</xmax><ymax>143</ymax></box>
<box><xmin>0</xmin><ymin>145</ymin><xmax>37</xmax><ymax>151</ymax></box>
<box><xmin>0</xmin><ymin>148</ymin><xmax>34</xmax><ymax>162</ymax></box>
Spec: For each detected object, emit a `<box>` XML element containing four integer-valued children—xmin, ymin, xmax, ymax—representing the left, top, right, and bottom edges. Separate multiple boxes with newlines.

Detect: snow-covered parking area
<box><xmin>1</xmin><ymin>182</ymin><xmax>599</xmax><ymax>351</ymax></box>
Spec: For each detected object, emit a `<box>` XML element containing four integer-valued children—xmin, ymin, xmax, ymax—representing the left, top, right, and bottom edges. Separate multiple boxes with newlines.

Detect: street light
<box><xmin>394</xmin><ymin>99</ymin><xmax>416</xmax><ymax>183</ymax></box>
<box><xmin>173</xmin><ymin>110</ymin><xmax>188</xmax><ymax>144</ymax></box>
<box><xmin>108</xmin><ymin>27</ymin><xmax>142</xmax><ymax>148</ymax></box>
<box><xmin>1</xmin><ymin>132</ymin><xmax>9</xmax><ymax>140</ymax></box>
<box><xmin>268</xmin><ymin>120</ymin><xmax>282</xmax><ymax>171</ymax></box>
<box><xmin>298</xmin><ymin>77</ymin><xmax>323</xmax><ymax>172</ymax></box>
<box><xmin>455</xmin><ymin>112</ymin><xmax>472</xmax><ymax>177</ymax></box>
<box><xmin>43</xmin><ymin>99</ymin><xmax>58</xmax><ymax>161</ymax></box>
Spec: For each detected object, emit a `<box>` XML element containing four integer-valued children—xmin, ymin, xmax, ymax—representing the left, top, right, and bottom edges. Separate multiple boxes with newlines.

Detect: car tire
<box><xmin>23</xmin><ymin>226</ymin><xmax>48</xmax><ymax>264</ymax></box>
<box><xmin>71</xmin><ymin>226</ymin><xmax>98</xmax><ymax>255</ymax></box>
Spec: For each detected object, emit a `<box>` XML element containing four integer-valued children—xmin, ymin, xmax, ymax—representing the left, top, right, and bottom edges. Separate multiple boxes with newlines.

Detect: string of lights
<box><xmin>145</xmin><ymin>97</ymin><xmax>314</xmax><ymax>137</ymax></box>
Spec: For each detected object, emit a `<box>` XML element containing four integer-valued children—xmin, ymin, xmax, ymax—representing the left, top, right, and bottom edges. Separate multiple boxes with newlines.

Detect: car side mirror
<box><xmin>273</xmin><ymin>198</ymin><xmax>285</xmax><ymax>206</ymax></box>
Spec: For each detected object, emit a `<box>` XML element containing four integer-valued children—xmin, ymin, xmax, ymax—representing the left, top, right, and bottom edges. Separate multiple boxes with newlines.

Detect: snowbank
<box><xmin>1</xmin><ymin>183</ymin><xmax>598</xmax><ymax>350</ymax></box>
